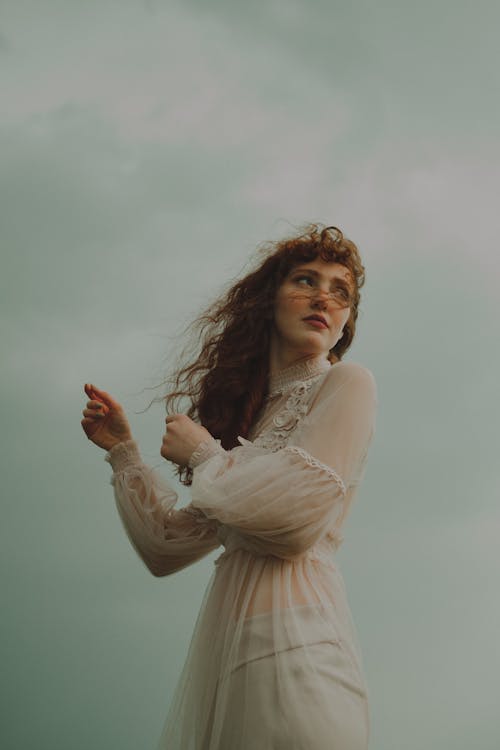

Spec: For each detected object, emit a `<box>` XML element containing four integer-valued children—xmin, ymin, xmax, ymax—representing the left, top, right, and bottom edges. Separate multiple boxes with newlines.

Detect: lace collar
<box><xmin>267</xmin><ymin>355</ymin><xmax>333</xmax><ymax>397</ymax></box>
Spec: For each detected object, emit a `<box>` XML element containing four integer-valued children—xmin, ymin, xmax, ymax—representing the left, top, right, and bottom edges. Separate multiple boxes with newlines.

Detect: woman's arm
<box><xmin>105</xmin><ymin>440</ymin><xmax>220</xmax><ymax>577</ymax></box>
<box><xmin>189</xmin><ymin>363</ymin><xmax>377</xmax><ymax>559</ymax></box>
<box><xmin>81</xmin><ymin>383</ymin><xmax>220</xmax><ymax>577</ymax></box>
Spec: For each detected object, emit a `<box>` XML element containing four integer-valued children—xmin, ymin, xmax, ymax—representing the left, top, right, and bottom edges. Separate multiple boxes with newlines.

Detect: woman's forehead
<box><xmin>288</xmin><ymin>258</ymin><xmax>353</xmax><ymax>283</ymax></box>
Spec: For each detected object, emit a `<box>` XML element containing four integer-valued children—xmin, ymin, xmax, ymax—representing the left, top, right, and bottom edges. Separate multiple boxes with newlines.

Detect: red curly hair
<box><xmin>162</xmin><ymin>223</ymin><xmax>366</xmax><ymax>485</ymax></box>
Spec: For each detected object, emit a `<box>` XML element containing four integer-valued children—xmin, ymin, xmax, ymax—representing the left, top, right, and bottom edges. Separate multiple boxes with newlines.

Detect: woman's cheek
<box><xmin>283</xmin><ymin>293</ymin><xmax>305</xmax><ymax>314</ymax></box>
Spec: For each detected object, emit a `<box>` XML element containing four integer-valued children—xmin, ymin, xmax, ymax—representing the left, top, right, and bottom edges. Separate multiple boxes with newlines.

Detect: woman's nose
<box><xmin>310</xmin><ymin>289</ymin><xmax>329</xmax><ymax>308</ymax></box>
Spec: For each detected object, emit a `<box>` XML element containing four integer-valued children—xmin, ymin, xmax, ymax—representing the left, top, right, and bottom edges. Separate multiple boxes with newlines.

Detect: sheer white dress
<box><xmin>104</xmin><ymin>355</ymin><xmax>378</xmax><ymax>750</ymax></box>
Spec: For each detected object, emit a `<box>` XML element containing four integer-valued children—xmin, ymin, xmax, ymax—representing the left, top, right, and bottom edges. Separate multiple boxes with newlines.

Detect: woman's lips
<box><xmin>304</xmin><ymin>318</ymin><xmax>328</xmax><ymax>329</ymax></box>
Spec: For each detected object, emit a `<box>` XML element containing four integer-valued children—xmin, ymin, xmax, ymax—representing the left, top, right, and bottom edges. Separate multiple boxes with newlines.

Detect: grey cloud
<box><xmin>0</xmin><ymin>106</ymin><xmax>251</xmax><ymax>324</ymax></box>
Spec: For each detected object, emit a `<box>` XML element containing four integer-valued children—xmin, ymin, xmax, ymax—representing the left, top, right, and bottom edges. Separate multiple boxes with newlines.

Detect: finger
<box><xmin>83</xmin><ymin>408</ymin><xmax>105</xmax><ymax>418</ymax></box>
<box><xmin>86</xmin><ymin>400</ymin><xmax>106</xmax><ymax>410</ymax></box>
<box><xmin>84</xmin><ymin>383</ymin><xmax>107</xmax><ymax>405</ymax></box>
<box><xmin>84</xmin><ymin>383</ymin><xmax>95</xmax><ymax>398</ymax></box>
<box><xmin>84</xmin><ymin>383</ymin><xmax>120</xmax><ymax>410</ymax></box>
<box><xmin>88</xmin><ymin>402</ymin><xmax>109</xmax><ymax>417</ymax></box>
<box><xmin>165</xmin><ymin>414</ymin><xmax>182</xmax><ymax>423</ymax></box>
<box><xmin>84</xmin><ymin>402</ymin><xmax>108</xmax><ymax>419</ymax></box>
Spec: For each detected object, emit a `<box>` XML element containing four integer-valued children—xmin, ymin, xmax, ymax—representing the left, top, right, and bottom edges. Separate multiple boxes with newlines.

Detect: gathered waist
<box><xmin>213</xmin><ymin>543</ymin><xmax>337</xmax><ymax>570</ymax></box>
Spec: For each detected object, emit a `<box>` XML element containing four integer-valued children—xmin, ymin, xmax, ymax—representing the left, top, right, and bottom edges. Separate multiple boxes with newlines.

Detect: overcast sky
<box><xmin>1</xmin><ymin>1</ymin><xmax>499</xmax><ymax>749</ymax></box>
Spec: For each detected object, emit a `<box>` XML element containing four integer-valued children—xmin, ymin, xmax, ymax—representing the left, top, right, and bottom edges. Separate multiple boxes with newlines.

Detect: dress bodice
<box><xmin>247</xmin><ymin>355</ymin><xmax>334</xmax><ymax>450</ymax></box>
<box><xmin>209</xmin><ymin>355</ymin><xmax>346</xmax><ymax>565</ymax></box>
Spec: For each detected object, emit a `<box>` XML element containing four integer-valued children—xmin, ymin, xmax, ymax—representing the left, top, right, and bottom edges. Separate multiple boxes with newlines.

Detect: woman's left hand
<box><xmin>161</xmin><ymin>414</ymin><xmax>213</xmax><ymax>467</ymax></box>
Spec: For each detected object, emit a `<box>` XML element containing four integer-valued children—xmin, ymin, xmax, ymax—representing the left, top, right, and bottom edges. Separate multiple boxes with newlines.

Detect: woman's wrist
<box><xmin>108</xmin><ymin>434</ymin><xmax>134</xmax><ymax>451</ymax></box>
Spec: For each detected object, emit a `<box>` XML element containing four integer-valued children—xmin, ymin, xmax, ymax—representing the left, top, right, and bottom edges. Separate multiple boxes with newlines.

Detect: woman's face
<box><xmin>271</xmin><ymin>258</ymin><xmax>353</xmax><ymax>365</ymax></box>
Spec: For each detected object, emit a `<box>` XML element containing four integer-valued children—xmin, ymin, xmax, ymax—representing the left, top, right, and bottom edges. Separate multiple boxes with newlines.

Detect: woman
<box><xmin>81</xmin><ymin>223</ymin><xmax>378</xmax><ymax>750</ymax></box>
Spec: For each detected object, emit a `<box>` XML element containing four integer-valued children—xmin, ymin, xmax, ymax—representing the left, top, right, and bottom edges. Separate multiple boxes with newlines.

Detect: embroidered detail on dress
<box><xmin>284</xmin><ymin>446</ymin><xmax>347</xmax><ymax>495</ymax></box>
<box><xmin>252</xmin><ymin>376</ymin><xmax>322</xmax><ymax>452</ymax></box>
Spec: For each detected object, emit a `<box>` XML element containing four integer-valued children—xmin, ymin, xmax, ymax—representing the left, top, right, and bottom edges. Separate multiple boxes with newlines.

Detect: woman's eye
<box><xmin>295</xmin><ymin>275</ymin><xmax>313</xmax><ymax>285</ymax></box>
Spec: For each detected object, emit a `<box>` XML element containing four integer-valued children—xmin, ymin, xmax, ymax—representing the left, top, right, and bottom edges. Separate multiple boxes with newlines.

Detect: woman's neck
<box><xmin>267</xmin><ymin>355</ymin><xmax>333</xmax><ymax>396</ymax></box>
<box><xmin>269</xmin><ymin>348</ymin><xmax>336</xmax><ymax>377</ymax></box>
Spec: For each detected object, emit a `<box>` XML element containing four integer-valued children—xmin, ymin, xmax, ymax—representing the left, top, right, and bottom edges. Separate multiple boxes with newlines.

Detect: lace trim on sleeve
<box><xmin>283</xmin><ymin>445</ymin><xmax>347</xmax><ymax>495</ymax></box>
<box><xmin>188</xmin><ymin>437</ymin><xmax>226</xmax><ymax>469</ymax></box>
<box><xmin>104</xmin><ymin>439</ymin><xmax>142</xmax><ymax>473</ymax></box>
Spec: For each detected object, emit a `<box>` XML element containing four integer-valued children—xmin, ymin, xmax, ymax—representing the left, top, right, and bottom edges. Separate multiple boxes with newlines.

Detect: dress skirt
<box><xmin>217</xmin><ymin>603</ymin><xmax>370</xmax><ymax>750</ymax></box>
<box><xmin>156</xmin><ymin>548</ymin><xmax>371</xmax><ymax>750</ymax></box>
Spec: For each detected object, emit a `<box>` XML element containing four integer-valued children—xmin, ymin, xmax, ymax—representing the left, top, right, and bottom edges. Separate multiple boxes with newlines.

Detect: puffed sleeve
<box><xmin>190</xmin><ymin>363</ymin><xmax>377</xmax><ymax>559</ymax></box>
<box><xmin>104</xmin><ymin>440</ymin><xmax>221</xmax><ymax>577</ymax></box>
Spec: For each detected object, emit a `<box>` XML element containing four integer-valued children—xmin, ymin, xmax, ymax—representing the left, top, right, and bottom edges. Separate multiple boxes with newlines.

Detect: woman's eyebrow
<box><xmin>291</xmin><ymin>267</ymin><xmax>353</xmax><ymax>289</ymax></box>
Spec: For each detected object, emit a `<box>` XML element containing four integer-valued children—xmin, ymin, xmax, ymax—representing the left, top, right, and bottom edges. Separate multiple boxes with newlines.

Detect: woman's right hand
<box><xmin>81</xmin><ymin>383</ymin><xmax>133</xmax><ymax>452</ymax></box>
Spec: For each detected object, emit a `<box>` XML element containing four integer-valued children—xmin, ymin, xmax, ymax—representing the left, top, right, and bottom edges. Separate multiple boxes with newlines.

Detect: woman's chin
<box><xmin>291</xmin><ymin>340</ymin><xmax>332</xmax><ymax>358</ymax></box>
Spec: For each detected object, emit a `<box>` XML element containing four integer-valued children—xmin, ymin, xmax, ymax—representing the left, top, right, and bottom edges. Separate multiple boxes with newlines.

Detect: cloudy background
<box><xmin>1</xmin><ymin>1</ymin><xmax>499</xmax><ymax>748</ymax></box>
